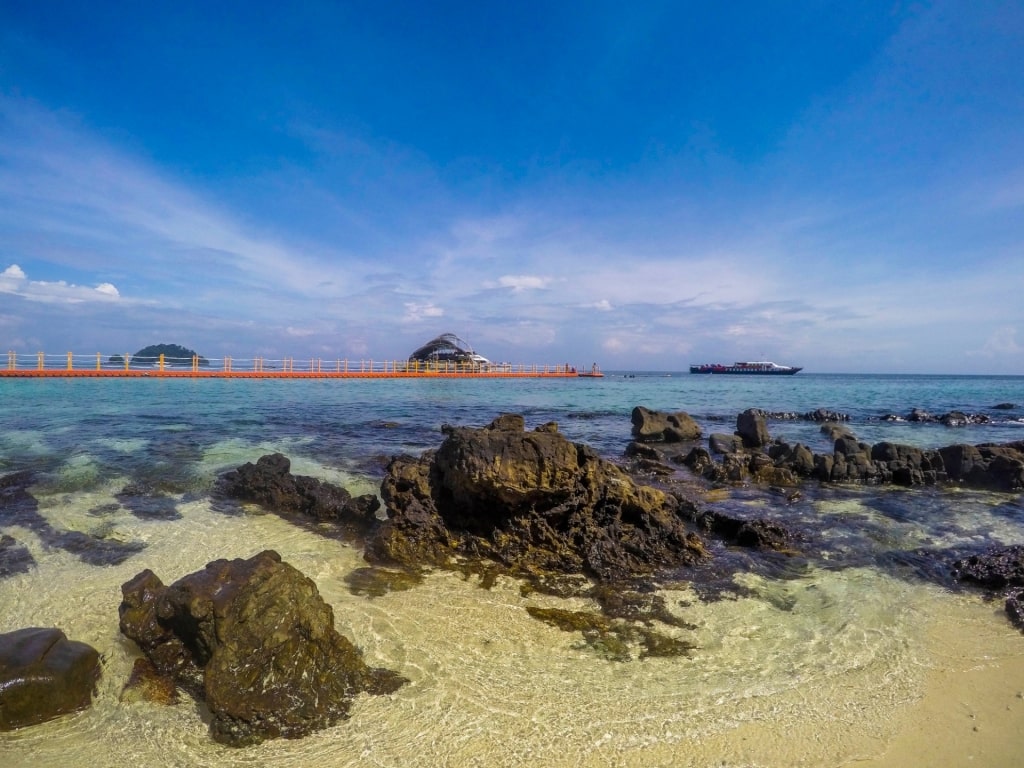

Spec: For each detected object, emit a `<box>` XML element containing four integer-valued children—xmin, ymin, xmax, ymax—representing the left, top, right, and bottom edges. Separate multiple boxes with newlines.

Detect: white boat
<box><xmin>689</xmin><ymin>361</ymin><xmax>802</xmax><ymax>375</ymax></box>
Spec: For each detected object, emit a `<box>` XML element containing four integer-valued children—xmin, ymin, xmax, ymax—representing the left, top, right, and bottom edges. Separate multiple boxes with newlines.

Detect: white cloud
<box><xmin>586</xmin><ymin>299</ymin><xmax>613</xmax><ymax>311</ymax></box>
<box><xmin>95</xmin><ymin>282</ymin><xmax>120</xmax><ymax>297</ymax></box>
<box><xmin>402</xmin><ymin>301</ymin><xmax>445</xmax><ymax>322</ymax></box>
<box><xmin>971</xmin><ymin>326</ymin><xmax>1022</xmax><ymax>357</ymax></box>
<box><xmin>0</xmin><ymin>264</ymin><xmax>121</xmax><ymax>304</ymax></box>
<box><xmin>497</xmin><ymin>275</ymin><xmax>551</xmax><ymax>292</ymax></box>
<box><xmin>602</xmin><ymin>336</ymin><xmax>626</xmax><ymax>352</ymax></box>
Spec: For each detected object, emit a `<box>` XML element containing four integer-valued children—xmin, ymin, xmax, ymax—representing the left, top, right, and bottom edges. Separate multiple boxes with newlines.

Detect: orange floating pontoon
<box><xmin>1</xmin><ymin>352</ymin><xmax>603</xmax><ymax>379</ymax></box>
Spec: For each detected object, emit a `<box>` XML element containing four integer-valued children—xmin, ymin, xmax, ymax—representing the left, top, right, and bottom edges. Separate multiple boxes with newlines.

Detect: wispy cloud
<box><xmin>496</xmin><ymin>275</ymin><xmax>552</xmax><ymax>292</ymax></box>
<box><xmin>971</xmin><ymin>326</ymin><xmax>1022</xmax><ymax>358</ymax></box>
<box><xmin>402</xmin><ymin>302</ymin><xmax>445</xmax><ymax>323</ymax></box>
<box><xmin>0</xmin><ymin>96</ymin><xmax>366</xmax><ymax>305</ymax></box>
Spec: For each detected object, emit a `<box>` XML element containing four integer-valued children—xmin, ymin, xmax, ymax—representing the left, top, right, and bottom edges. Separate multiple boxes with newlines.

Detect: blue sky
<box><xmin>1</xmin><ymin>1</ymin><xmax>1022</xmax><ymax>373</ymax></box>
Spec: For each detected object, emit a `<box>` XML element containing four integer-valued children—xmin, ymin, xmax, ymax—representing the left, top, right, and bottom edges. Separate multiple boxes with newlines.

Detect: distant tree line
<box><xmin>108</xmin><ymin>343</ymin><xmax>210</xmax><ymax>367</ymax></box>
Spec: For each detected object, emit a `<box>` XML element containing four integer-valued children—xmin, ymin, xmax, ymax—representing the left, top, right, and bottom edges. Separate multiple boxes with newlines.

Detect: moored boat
<box><xmin>689</xmin><ymin>361</ymin><xmax>802</xmax><ymax>375</ymax></box>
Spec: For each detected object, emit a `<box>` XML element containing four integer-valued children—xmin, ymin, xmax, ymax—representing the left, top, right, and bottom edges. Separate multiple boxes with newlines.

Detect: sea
<box><xmin>1</xmin><ymin>372</ymin><xmax>1023</xmax><ymax>767</ymax></box>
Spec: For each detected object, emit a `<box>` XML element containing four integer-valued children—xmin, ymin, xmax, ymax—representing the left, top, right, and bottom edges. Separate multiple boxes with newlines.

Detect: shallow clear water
<box><xmin>1</xmin><ymin>374</ymin><xmax>1023</xmax><ymax>766</ymax></box>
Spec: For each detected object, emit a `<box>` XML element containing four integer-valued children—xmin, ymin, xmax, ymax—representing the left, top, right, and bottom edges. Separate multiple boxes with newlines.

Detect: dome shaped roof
<box><xmin>408</xmin><ymin>333</ymin><xmax>489</xmax><ymax>364</ymax></box>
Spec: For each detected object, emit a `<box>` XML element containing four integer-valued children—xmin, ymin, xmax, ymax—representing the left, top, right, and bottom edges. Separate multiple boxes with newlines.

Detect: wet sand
<box><xmin>2</xmin><ymin>498</ymin><xmax>1023</xmax><ymax>767</ymax></box>
<box><xmin>602</xmin><ymin>595</ymin><xmax>1024</xmax><ymax>768</ymax></box>
<box><xmin>856</xmin><ymin>603</ymin><xmax>1024</xmax><ymax>768</ymax></box>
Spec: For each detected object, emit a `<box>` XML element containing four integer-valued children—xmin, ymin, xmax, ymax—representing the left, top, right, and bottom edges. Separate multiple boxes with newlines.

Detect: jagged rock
<box><xmin>624</xmin><ymin>441</ymin><xmax>661</xmax><ymax>460</ymax></box>
<box><xmin>891</xmin><ymin>408</ymin><xmax>990</xmax><ymax>426</ymax></box>
<box><xmin>953</xmin><ymin>546</ymin><xmax>1024</xmax><ymax>634</ymax></box>
<box><xmin>696</xmin><ymin>510</ymin><xmax>798</xmax><ymax>551</ymax></box>
<box><xmin>768</xmin><ymin>442</ymin><xmax>816</xmax><ymax>476</ymax></box>
<box><xmin>118</xmin><ymin>550</ymin><xmax>406</xmax><ymax>746</ymax></box>
<box><xmin>665</xmin><ymin>411</ymin><xmax>1023</xmax><ymax>492</ymax></box>
<box><xmin>826</xmin><ymin>436</ymin><xmax>879</xmax><ymax>482</ymax></box>
<box><xmin>870</xmin><ymin>442</ymin><xmax>946</xmax><ymax>486</ymax></box>
<box><xmin>0</xmin><ymin>627</ymin><xmax>101</xmax><ymax>730</ymax></box>
<box><xmin>806</xmin><ymin>408</ymin><xmax>849</xmax><ymax>422</ymax></box>
<box><xmin>735</xmin><ymin>409</ymin><xmax>770</xmax><ymax>448</ymax></box>
<box><xmin>368</xmin><ymin>415</ymin><xmax>708</xmax><ymax>581</ymax></box>
<box><xmin>721</xmin><ymin>452</ymin><xmax>749</xmax><ymax>482</ymax></box>
<box><xmin>630</xmin><ymin>406</ymin><xmax>702</xmax><ymax>442</ymax></box>
<box><xmin>939</xmin><ymin>443</ymin><xmax>1024</xmax><ymax>491</ymax></box>
<box><xmin>677</xmin><ymin>447</ymin><xmax>730</xmax><ymax>483</ymax></box>
<box><xmin>680</xmin><ymin>446</ymin><xmax>715</xmax><ymax>475</ymax></box>
<box><xmin>218</xmin><ymin>453</ymin><xmax>381</xmax><ymax>532</ymax></box>
<box><xmin>953</xmin><ymin>545</ymin><xmax>1024</xmax><ymax>589</ymax></box>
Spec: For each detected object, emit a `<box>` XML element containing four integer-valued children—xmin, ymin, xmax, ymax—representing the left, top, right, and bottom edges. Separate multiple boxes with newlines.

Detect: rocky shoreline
<box><xmin>2</xmin><ymin>405</ymin><xmax>1022</xmax><ymax>743</ymax></box>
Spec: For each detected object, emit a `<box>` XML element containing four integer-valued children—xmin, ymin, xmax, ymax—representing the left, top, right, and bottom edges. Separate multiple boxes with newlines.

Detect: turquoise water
<box><xmin>1</xmin><ymin>373</ymin><xmax>1023</xmax><ymax>766</ymax></box>
<box><xmin>2</xmin><ymin>372</ymin><xmax>1021</xmax><ymax>471</ymax></box>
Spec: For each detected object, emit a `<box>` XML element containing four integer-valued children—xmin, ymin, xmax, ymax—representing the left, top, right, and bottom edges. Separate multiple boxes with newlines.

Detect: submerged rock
<box><xmin>118</xmin><ymin>550</ymin><xmax>406</xmax><ymax>746</ymax></box>
<box><xmin>368</xmin><ymin>414</ymin><xmax>708</xmax><ymax>581</ymax></box>
<box><xmin>0</xmin><ymin>627</ymin><xmax>101</xmax><ymax>730</ymax></box>
<box><xmin>0</xmin><ymin>533</ymin><xmax>34</xmax><ymax>577</ymax></box>
<box><xmin>115</xmin><ymin>482</ymin><xmax>181</xmax><ymax>520</ymax></box>
<box><xmin>217</xmin><ymin>453</ymin><xmax>381</xmax><ymax>533</ymax></box>
<box><xmin>0</xmin><ymin>471</ymin><xmax>145</xmax><ymax>566</ymax></box>
<box><xmin>953</xmin><ymin>545</ymin><xmax>1024</xmax><ymax>633</ymax></box>
<box><xmin>525</xmin><ymin>606</ymin><xmax>695</xmax><ymax>662</ymax></box>
<box><xmin>953</xmin><ymin>545</ymin><xmax>1024</xmax><ymax>590</ymax></box>
<box><xmin>694</xmin><ymin>509</ymin><xmax>800</xmax><ymax>552</ymax></box>
<box><xmin>120</xmin><ymin>657</ymin><xmax>179</xmax><ymax>705</ymax></box>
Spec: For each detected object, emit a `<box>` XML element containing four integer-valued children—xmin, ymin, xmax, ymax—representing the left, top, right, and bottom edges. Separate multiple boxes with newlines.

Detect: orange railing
<box><xmin>1</xmin><ymin>352</ymin><xmax>595</xmax><ymax>378</ymax></box>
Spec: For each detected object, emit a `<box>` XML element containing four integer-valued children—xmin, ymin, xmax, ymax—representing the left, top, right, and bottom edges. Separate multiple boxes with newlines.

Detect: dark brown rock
<box><xmin>218</xmin><ymin>453</ymin><xmax>381</xmax><ymax>532</ymax></box>
<box><xmin>118</xmin><ymin>550</ymin><xmax>406</xmax><ymax>746</ymax></box>
<box><xmin>696</xmin><ymin>510</ymin><xmax>798</xmax><ymax>551</ymax></box>
<box><xmin>735</xmin><ymin>409</ymin><xmax>770</xmax><ymax>448</ymax></box>
<box><xmin>631</xmin><ymin>406</ymin><xmax>702</xmax><ymax>442</ymax></box>
<box><xmin>369</xmin><ymin>415</ymin><xmax>708</xmax><ymax>581</ymax></box>
<box><xmin>953</xmin><ymin>545</ymin><xmax>1024</xmax><ymax>590</ymax></box>
<box><xmin>820</xmin><ymin>422</ymin><xmax>854</xmax><ymax>441</ymax></box>
<box><xmin>0</xmin><ymin>627</ymin><xmax>101</xmax><ymax>730</ymax></box>
<box><xmin>768</xmin><ymin>442</ymin><xmax>815</xmax><ymax>476</ymax></box>
<box><xmin>680</xmin><ymin>446</ymin><xmax>715</xmax><ymax>475</ymax></box>
<box><xmin>939</xmin><ymin>443</ymin><xmax>1024</xmax><ymax>491</ymax></box>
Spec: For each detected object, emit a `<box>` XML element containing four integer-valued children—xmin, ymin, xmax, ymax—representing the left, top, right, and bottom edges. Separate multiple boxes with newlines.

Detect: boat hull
<box><xmin>689</xmin><ymin>363</ymin><xmax>802</xmax><ymax>375</ymax></box>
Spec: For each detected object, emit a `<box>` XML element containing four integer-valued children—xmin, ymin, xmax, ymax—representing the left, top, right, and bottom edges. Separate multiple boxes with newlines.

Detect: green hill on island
<box><xmin>108</xmin><ymin>344</ymin><xmax>210</xmax><ymax>367</ymax></box>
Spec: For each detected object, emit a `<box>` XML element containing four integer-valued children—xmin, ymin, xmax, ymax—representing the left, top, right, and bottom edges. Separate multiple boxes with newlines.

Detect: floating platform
<box><xmin>0</xmin><ymin>369</ymin><xmax>587</xmax><ymax>379</ymax></box>
<box><xmin>1</xmin><ymin>353</ymin><xmax>601</xmax><ymax>379</ymax></box>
